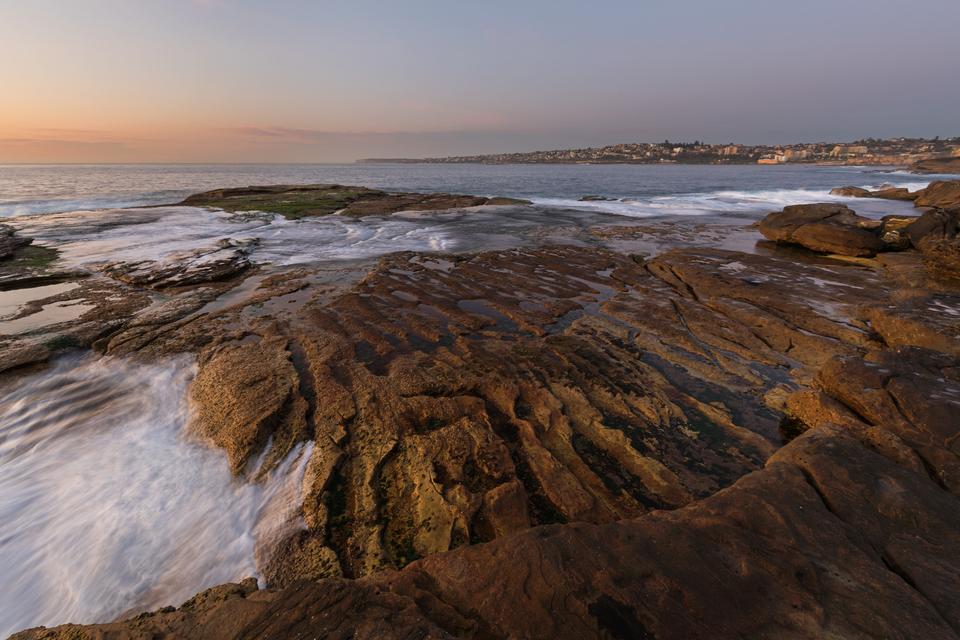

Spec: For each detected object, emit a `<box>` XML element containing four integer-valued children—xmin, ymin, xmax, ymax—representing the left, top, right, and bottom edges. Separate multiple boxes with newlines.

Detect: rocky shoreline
<box><xmin>3</xmin><ymin>180</ymin><xmax>960</xmax><ymax>639</ymax></box>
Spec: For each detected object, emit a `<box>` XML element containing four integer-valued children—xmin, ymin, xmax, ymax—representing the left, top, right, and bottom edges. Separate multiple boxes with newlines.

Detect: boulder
<box><xmin>872</xmin><ymin>186</ymin><xmax>915</xmax><ymax>201</ymax></box>
<box><xmin>904</xmin><ymin>208</ymin><xmax>960</xmax><ymax>280</ymax></box>
<box><xmin>913</xmin><ymin>180</ymin><xmax>960</xmax><ymax>210</ymax></box>
<box><xmin>878</xmin><ymin>215</ymin><xmax>917</xmax><ymax>250</ymax></box>
<box><xmin>829</xmin><ymin>186</ymin><xmax>916</xmax><ymax>201</ymax></box>
<box><xmin>830</xmin><ymin>186</ymin><xmax>872</xmax><ymax>197</ymax></box>
<box><xmin>758</xmin><ymin>203</ymin><xmax>886</xmax><ymax>256</ymax></box>
<box><xmin>906</xmin><ymin>208</ymin><xmax>958</xmax><ymax>246</ymax></box>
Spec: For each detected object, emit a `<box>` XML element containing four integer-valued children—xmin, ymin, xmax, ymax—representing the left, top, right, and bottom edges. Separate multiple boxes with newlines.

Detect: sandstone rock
<box><xmin>15</xmin><ymin>197</ymin><xmax>960</xmax><ymax>640</ymax></box>
<box><xmin>0</xmin><ymin>276</ymin><xmax>152</xmax><ymax>374</ymax></box>
<box><xmin>26</xmin><ymin>420</ymin><xmax>960</xmax><ymax>640</ymax></box>
<box><xmin>861</xmin><ymin>294</ymin><xmax>960</xmax><ymax>356</ymax></box>
<box><xmin>878</xmin><ymin>215</ymin><xmax>916</xmax><ymax>250</ymax></box>
<box><xmin>904</xmin><ymin>208</ymin><xmax>960</xmax><ymax>280</ymax></box>
<box><xmin>913</xmin><ymin>180</ymin><xmax>960</xmax><ymax>209</ymax></box>
<box><xmin>829</xmin><ymin>186</ymin><xmax>916</xmax><ymax>201</ymax></box>
<box><xmin>339</xmin><ymin>193</ymin><xmax>489</xmax><ymax>216</ymax></box>
<box><xmin>484</xmin><ymin>196</ymin><xmax>533</xmax><ymax>206</ymax></box>
<box><xmin>162</xmin><ymin>243</ymin><xmax>901</xmax><ymax>585</ymax></box>
<box><xmin>13</xmin><ymin>223</ymin><xmax>960</xmax><ymax>639</ymax></box>
<box><xmin>816</xmin><ymin>348</ymin><xmax>960</xmax><ymax>494</ymax></box>
<box><xmin>830</xmin><ymin>186</ymin><xmax>872</xmax><ymax>197</ymax></box>
<box><xmin>758</xmin><ymin>203</ymin><xmax>886</xmax><ymax>256</ymax></box>
<box><xmin>918</xmin><ymin>238</ymin><xmax>960</xmax><ymax>281</ymax></box>
<box><xmin>906</xmin><ymin>208</ymin><xmax>959</xmax><ymax>246</ymax></box>
<box><xmin>261</xmin><ymin>531</ymin><xmax>343</xmax><ymax>587</ymax></box>
<box><xmin>579</xmin><ymin>195</ymin><xmax>617</xmax><ymax>201</ymax></box>
<box><xmin>189</xmin><ymin>335</ymin><xmax>309</xmax><ymax>475</ymax></box>
<box><xmin>872</xmin><ymin>186</ymin><xmax>915</xmax><ymax>201</ymax></box>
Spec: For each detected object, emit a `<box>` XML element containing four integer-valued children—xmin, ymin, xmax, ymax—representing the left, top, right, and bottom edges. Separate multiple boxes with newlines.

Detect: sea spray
<box><xmin>0</xmin><ymin>354</ymin><xmax>313</xmax><ymax>637</ymax></box>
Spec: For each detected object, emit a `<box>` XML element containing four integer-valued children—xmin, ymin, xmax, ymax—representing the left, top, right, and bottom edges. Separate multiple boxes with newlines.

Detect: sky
<box><xmin>1</xmin><ymin>0</ymin><xmax>958</xmax><ymax>163</ymax></box>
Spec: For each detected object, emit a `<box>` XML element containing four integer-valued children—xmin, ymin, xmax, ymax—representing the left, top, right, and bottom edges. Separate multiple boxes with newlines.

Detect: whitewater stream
<box><xmin>0</xmin><ymin>356</ymin><xmax>313</xmax><ymax>636</ymax></box>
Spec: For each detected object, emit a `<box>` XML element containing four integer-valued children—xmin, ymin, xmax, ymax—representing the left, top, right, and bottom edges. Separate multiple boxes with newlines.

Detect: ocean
<box><xmin>0</xmin><ymin>162</ymin><xmax>947</xmax><ymax>219</ymax></box>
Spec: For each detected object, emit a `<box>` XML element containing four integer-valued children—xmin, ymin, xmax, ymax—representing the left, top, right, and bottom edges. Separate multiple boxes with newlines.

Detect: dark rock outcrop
<box><xmin>905</xmin><ymin>208</ymin><xmax>960</xmax><ymax>280</ymax></box>
<box><xmin>0</xmin><ymin>224</ymin><xmax>32</xmax><ymax>260</ymax></box>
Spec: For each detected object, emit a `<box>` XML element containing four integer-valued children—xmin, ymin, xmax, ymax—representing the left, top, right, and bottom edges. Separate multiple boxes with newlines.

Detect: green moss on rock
<box><xmin>180</xmin><ymin>184</ymin><xmax>533</xmax><ymax>219</ymax></box>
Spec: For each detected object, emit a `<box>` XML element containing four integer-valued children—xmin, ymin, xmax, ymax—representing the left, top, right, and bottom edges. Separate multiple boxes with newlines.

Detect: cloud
<box><xmin>217</xmin><ymin>127</ymin><xmax>285</xmax><ymax>138</ymax></box>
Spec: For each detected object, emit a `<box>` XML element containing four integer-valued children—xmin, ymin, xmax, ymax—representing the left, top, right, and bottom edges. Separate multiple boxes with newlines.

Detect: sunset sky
<box><xmin>2</xmin><ymin>0</ymin><xmax>958</xmax><ymax>163</ymax></box>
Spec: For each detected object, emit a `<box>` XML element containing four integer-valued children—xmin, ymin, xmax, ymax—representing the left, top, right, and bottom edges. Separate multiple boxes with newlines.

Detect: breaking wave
<box><xmin>530</xmin><ymin>177</ymin><xmax>932</xmax><ymax>219</ymax></box>
<box><xmin>0</xmin><ymin>355</ymin><xmax>313</xmax><ymax>636</ymax></box>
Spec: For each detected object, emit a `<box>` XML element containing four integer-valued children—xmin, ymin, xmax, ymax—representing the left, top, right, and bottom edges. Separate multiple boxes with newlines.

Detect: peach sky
<box><xmin>2</xmin><ymin>0</ymin><xmax>958</xmax><ymax>163</ymax></box>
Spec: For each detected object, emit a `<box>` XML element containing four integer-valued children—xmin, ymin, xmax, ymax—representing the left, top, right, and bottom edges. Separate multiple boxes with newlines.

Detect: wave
<box><xmin>529</xmin><ymin>178</ymin><xmax>932</xmax><ymax>219</ymax></box>
<box><xmin>0</xmin><ymin>354</ymin><xmax>313</xmax><ymax>636</ymax></box>
<box><xmin>0</xmin><ymin>191</ymin><xmax>189</xmax><ymax>218</ymax></box>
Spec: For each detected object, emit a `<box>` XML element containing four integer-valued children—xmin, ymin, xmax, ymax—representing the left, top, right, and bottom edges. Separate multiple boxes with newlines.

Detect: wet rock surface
<box><xmin>8</xmin><ymin>182</ymin><xmax>960</xmax><ymax>639</ymax></box>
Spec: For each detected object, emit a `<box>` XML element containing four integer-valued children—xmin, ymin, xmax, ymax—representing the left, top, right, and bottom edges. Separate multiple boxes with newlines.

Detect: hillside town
<box><xmin>361</xmin><ymin>137</ymin><xmax>960</xmax><ymax>166</ymax></box>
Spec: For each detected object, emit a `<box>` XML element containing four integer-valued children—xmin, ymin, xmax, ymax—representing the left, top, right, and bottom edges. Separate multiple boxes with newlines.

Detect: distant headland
<box><xmin>359</xmin><ymin>136</ymin><xmax>960</xmax><ymax>168</ymax></box>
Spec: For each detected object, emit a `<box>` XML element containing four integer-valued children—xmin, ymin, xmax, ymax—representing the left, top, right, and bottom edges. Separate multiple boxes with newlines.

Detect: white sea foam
<box><xmin>530</xmin><ymin>177</ymin><xmax>930</xmax><ymax>219</ymax></box>
<box><xmin>0</xmin><ymin>355</ymin><xmax>313</xmax><ymax>637</ymax></box>
<box><xmin>7</xmin><ymin>204</ymin><xmax>546</xmax><ymax>272</ymax></box>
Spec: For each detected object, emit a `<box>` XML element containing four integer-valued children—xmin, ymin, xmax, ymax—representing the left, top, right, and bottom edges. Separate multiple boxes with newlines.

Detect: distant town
<box><xmin>360</xmin><ymin>137</ymin><xmax>960</xmax><ymax>166</ymax></box>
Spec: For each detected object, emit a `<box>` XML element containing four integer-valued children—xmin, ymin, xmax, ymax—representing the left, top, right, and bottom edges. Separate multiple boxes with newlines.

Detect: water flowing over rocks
<box><xmin>96</xmin><ymin>238</ymin><xmax>256</xmax><ymax>289</ymax></box>
<box><xmin>7</xmin><ymin>181</ymin><xmax>960</xmax><ymax>639</ymax></box>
